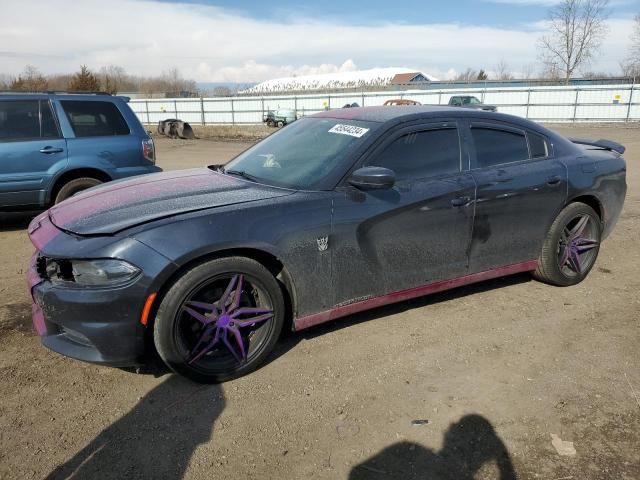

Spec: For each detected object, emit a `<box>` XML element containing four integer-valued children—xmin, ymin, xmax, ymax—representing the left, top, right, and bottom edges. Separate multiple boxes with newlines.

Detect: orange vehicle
<box><xmin>383</xmin><ymin>99</ymin><xmax>422</xmax><ymax>106</ymax></box>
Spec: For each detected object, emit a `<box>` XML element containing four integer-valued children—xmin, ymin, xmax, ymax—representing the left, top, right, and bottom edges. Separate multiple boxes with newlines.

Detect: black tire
<box><xmin>54</xmin><ymin>177</ymin><xmax>102</xmax><ymax>204</ymax></box>
<box><xmin>276</xmin><ymin>121</ymin><xmax>284</xmax><ymax>128</ymax></box>
<box><xmin>153</xmin><ymin>257</ymin><xmax>285</xmax><ymax>383</ymax></box>
<box><xmin>533</xmin><ymin>202</ymin><xmax>601</xmax><ymax>286</ymax></box>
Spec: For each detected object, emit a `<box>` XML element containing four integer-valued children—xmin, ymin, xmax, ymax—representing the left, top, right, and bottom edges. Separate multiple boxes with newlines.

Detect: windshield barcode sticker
<box><xmin>328</xmin><ymin>124</ymin><xmax>369</xmax><ymax>138</ymax></box>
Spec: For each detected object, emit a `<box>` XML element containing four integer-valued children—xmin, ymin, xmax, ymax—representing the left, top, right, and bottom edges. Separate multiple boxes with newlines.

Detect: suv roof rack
<box><xmin>0</xmin><ymin>91</ymin><xmax>112</xmax><ymax>95</ymax></box>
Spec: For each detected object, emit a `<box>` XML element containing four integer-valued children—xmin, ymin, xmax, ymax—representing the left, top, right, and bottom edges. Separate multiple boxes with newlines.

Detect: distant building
<box><xmin>240</xmin><ymin>68</ymin><xmax>437</xmax><ymax>95</ymax></box>
<box><xmin>390</xmin><ymin>72</ymin><xmax>430</xmax><ymax>85</ymax></box>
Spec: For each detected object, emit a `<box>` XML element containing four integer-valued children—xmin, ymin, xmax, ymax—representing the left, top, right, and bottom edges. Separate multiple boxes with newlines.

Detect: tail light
<box><xmin>142</xmin><ymin>138</ymin><xmax>155</xmax><ymax>164</ymax></box>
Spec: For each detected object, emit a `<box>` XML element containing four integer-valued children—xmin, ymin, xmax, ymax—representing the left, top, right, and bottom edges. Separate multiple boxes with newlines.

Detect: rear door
<box><xmin>466</xmin><ymin>120</ymin><xmax>567</xmax><ymax>272</ymax></box>
<box><xmin>58</xmin><ymin>99</ymin><xmax>141</xmax><ymax>175</ymax></box>
<box><xmin>331</xmin><ymin>121</ymin><xmax>476</xmax><ymax>305</ymax></box>
<box><xmin>0</xmin><ymin>98</ymin><xmax>67</xmax><ymax>207</ymax></box>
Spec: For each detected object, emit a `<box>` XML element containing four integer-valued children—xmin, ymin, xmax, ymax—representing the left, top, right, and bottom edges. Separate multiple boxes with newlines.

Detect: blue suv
<box><xmin>0</xmin><ymin>93</ymin><xmax>161</xmax><ymax>209</ymax></box>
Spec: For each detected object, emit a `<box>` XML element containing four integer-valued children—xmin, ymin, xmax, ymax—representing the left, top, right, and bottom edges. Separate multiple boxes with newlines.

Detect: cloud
<box><xmin>0</xmin><ymin>0</ymin><xmax>635</xmax><ymax>82</ymax></box>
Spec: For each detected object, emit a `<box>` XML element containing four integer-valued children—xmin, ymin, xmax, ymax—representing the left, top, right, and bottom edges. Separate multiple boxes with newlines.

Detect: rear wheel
<box><xmin>153</xmin><ymin>257</ymin><xmax>285</xmax><ymax>383</ymax></box>
<box><xmin>54</xmin><ymin>177</ymin><xmax>102</xmax><ymax>204</ymax></box>
<box><xmin>276</xmin><ymin>121</ymin><xmax>284</xmax><ymax>128</ymax></box>
<box><xmin>533</xmin><ymin>202</ymin><xmax>601</xmax><ymax>286</ymax></box>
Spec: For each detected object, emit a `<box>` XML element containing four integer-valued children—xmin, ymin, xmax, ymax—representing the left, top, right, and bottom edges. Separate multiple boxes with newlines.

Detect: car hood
<box><xmin>49</xmin><ymin>168</ymin><xmax>294</xmax><ymax>235</ymax></box>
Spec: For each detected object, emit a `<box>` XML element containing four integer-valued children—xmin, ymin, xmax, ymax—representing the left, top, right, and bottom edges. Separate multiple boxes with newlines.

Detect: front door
<box><xmin>331</xmin><ymin>121</ymin><xmax>476</xmax><ymax>308</ymax></box>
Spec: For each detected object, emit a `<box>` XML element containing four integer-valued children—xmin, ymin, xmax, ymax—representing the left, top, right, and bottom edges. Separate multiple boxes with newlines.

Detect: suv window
<box><xmin>61</xmin><ymin>101</ymin><xmax>130</xmax><ymax>137</ymax></box>
<box><xmin>471</xmin><ymin>127</ymin><xmax>529</xmax><ymax>168</ymax></box>
<box><xmin>528</xmin><ymin>132</ymin><xmax>550</xmax><ymax>158</ymax></box>
<box><xmin>368</xmin><ymin>127</ymin><xmax>460</xmax><ymax>180</ymax></box>
<box><xmin>0</xmin><ymin>100</ymin><xmax>60</xmax><ymax>141</ymax></box>
<box><xmin>0</xmin><ymin>100</ymin><xmax>40</xmax><ymax>140</ymax></box>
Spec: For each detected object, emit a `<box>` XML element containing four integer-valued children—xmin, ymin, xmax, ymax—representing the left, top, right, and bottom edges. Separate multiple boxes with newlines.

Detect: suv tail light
<box><xmin>142</xmin><ymin>138</ymin><xmax>155</xmax><ymax>164</ymax></box>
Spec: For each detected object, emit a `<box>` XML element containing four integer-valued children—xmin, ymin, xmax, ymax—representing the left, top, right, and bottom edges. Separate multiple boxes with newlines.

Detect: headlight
<box><xmin>44</xmin><ymin>258</ymin><xmax>141</xmax><ymax>287</ymax></box>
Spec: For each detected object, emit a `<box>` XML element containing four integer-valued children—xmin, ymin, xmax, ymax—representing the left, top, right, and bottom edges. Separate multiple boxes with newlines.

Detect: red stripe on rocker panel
<box><xmin>294</xmin><ymin>260</ymin><xmax>538</xmax><ymax>331</ymax></box>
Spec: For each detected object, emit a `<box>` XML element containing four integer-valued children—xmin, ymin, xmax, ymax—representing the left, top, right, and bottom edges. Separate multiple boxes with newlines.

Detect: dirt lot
<box><xmin>0</xmin><ymin>125</ymin><xmax>638</xmax><ymax>480</ymax></box>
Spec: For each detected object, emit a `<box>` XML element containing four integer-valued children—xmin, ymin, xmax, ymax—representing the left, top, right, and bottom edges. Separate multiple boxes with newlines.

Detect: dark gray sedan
<box><xmin>27</xmin><ymin>106</ymin><xmax>627</xmax><ymax>383</ymax></box>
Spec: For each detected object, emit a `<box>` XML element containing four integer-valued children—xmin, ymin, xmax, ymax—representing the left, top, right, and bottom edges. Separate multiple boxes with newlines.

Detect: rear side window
<box><xmin>0</xmin><ymin>100</ymin><xmax>60</xmax><ymax>141</ymax></box>
<box><xmin>471</xmin><ymin>127</ymin><xmax>529</xmax><ymax>168</ymax></box>
<box><xmin>61</xmin><ymin>101</ymin><xmax>130</xmax><ymax>137</ymax></box>
<box><xmin>528</xmin><ymin>132</ymin><xmax>550</xmax><ymax>158</ymax></box>
<box><xmin>368</xmin><ymin>128</ymin><xmax>460</xmax><ymax>180</ymax></box>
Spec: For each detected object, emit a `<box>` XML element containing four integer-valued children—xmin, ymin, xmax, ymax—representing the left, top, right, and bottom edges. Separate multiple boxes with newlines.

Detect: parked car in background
<box><xmin>27</xmin><ymin>106</ymin><xmax>626</xmax><ymax>383</ymax></box>
<box><xmin>264</xmin><ymin>109</ymin><xmax>297</xmax><ymax>127</ymax></box>
<box><xmin>448</xmin><ymin>95</ymin><xmax>497</xmax><ymax>112</ymax></box>
<box><xmin>383</xmin><ymin>99</ymin><xmax>422</xmax><ymax>106</ymax></box>
<box><xmin>0</xmin><ymin>92</ymin><xmax>161</xmax><ymax>210</ymax></box>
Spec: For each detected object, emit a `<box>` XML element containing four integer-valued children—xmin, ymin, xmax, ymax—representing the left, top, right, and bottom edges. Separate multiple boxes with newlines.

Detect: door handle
<box><xmin>547</xmin><ymin>175</ymin><xmax>562</xmax><ymax>185</ymax></box>
<box><xmin>451</xmin><ymin>196</ymin><xmax>471</xmax><ymax>207</ymax></box>
<box><xmin>39</xmin><ymin>146</ymin><xmax>64</xmax><ymax>154</ymax></box>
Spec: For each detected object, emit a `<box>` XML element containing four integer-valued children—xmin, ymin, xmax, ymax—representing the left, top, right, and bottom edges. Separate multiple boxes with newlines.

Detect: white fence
<box><xmin>129</xmin><ymin>83</ymin><xmax>640</xmax><ymax>125</ymax></box>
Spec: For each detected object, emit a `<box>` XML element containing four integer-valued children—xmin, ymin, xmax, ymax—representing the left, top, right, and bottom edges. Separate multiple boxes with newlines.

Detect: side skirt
<box><xmin>294</xmin><ymin>260</ymin><xmax>538</xmax><ymax>331</ymax></box>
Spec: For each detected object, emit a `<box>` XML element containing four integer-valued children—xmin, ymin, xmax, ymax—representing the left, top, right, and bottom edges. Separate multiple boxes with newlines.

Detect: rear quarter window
<box><xmin>61</xmin><ymin>100</ymin><xmax>130</xmax><ymax>137</ymax></box>
<box><xmin>528</xmin><ymin>132</ymin><xmax>551</xmax><ymax>158</ymax></box>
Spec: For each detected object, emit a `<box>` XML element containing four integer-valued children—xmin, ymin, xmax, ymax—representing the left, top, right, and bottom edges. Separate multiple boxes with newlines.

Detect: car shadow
<box><xmin>45</xmin><ymin>376</ymin><xmax>224</xmax><ymax>480</ymax></box>
<box><xmin>349</xmin><ymin>414</ymin><xmax>517</xmax><ymax>480</ymax></box>
<box><xmin>270</xmin><ymin>272</ymin><xmax>533</xmax><ymax>363</ymax></box>
<box><xmin>0</xmin><ymin>211</ymin><xmax>42</xmax><ymax>232</ymax></box>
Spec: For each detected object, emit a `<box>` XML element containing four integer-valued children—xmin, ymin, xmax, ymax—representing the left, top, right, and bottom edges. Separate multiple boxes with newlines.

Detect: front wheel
<box><xmin>153</xmin><ymin>257</ymin><xmax>285</xmax><ymax>383</ymax></box>
<box><xmin>533</xmin><ymin>202</ymin><xmax>601</xmax><ymax>286</ymax></box>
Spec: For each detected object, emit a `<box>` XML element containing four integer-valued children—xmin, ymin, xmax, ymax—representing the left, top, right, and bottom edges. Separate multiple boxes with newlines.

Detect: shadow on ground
<box><xmin>0</xmin><ymin>211</ymin><xmax>41</xmax><ymax>231</ymax></box>
<box><xmin>349</xmin><ymin>414</ymin><xmax>517</xmax><ymax>480</ymax></box>
<box><xmin>46</xmin><ymin>376</ymin><xmax>225</xmax><ymax>480</ymax></box>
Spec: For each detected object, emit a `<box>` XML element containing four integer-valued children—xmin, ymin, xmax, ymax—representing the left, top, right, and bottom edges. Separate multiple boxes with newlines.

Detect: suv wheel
<box><xmin>54</xmin><ymin>177</ymin><xmax>102</xmax><ymax>204</ymax></box>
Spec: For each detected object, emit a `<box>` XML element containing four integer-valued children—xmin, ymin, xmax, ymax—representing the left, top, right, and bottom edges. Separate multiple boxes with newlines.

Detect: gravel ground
<box><xmin>0</xmin><ymin>125</ymin><xmax>638</xmax><ymax>480</ymax></box>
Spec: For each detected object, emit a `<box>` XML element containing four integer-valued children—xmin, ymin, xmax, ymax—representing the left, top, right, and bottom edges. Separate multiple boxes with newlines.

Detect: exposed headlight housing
<box><xmin>43</xmin><ymin>258</ymin><xmax>141</xmax><ymax>287</ymax></box>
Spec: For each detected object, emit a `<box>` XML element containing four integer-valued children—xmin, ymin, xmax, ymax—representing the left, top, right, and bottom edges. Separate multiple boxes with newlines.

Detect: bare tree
<box><xmin>621</xmin><ymin>15</ymin><xmax>640</xmax><ymax>78</ymax></box>
<box><xmin>492</xmin><ymin>60</ymin><xmax>514</xmax><ymax>80</ymax></box>
<box><xmin>9</xmin><ymin>65</ymin><xmax>48</xmax><ymax>91</ymax></box>
<box><xmin>99</xmin><ymin>65</ymin><xmax>128</xmax><ymax>94</ymax></box>
<box><xmin>520</xmin><ymin>64</ymin><xmax>537</xmax><ymax>80</ymax></box>
<box><xmin>454</xmin><ymin>68</ymin><xmax>478</xmax><ymax>82</ymax></box>
<box><xmin>539</xmin><ymin>0</ymin><xmax>610</xmax><ymax>84</ymax></box>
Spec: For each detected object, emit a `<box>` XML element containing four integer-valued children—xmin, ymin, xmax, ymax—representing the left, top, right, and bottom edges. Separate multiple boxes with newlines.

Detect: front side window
<box><xmin>367</xmin><ymin>128</ymin><xmax>460</xmax><ymax>180</ymax></box>
<box><xmin>224</xmin><ymin>117</ymin><xmax>378</xmax><ymax>189</ymax></box>
<box><xmin>61</xmin><ymin>101</ymin><xmax>130</xmax><ymax>137</ymax></box>
<box><xmin>0</xmin><ymin>100</ymin><xmax>40</xmax><ymax>141</ymax></box>
<box><xmin>471</xmin><ymin>127</ymin><xmax>529</xmax><ymax>168</ymax></box>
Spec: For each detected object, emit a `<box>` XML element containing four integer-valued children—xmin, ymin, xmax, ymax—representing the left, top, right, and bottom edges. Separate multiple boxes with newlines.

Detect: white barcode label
<box><xmin>328</xmin><ymin>124</ymin><xmax>369</xmax><ymax>138</ymax></box>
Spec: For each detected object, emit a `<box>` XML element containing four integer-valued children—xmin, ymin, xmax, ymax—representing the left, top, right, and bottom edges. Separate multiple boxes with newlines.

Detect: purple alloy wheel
<box><xmin>180</xmin><ymin>274</ymin><xmax>274</xmax><ymax>365</ymax></box>
<box><xmin>557</xmin><ymin>214</ymin><xmax>599</xmax><ymax>277</ymax></box>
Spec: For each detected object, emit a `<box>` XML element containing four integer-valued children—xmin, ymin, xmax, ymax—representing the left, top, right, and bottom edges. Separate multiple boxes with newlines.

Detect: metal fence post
<box><xmin>174</xmin><ymin>100</ymin><xmax>178</xmax><ymax>119</ymax></box>
<box><xmin>572</xmin><ymin>89</ymin><xmax>579</xmax><ymax>121</ymax></box>
<box><xmin>525</xmin><ymin>89</ymin><xmax>531</xmax><ymax>119</ymax></box>
<box><xmin>200</xmin><ymin>97</ymin><xmax>205</xmax><ymax>126</ymax></box>
<box><xmin>361</xmin><ymin>91</ymin><xmax>365</xmax><ymax>107</ymax></box>
<box><xmin>231</xmin><ymin>98</ymin><xmax>235</xmax><ymax>125</ymax></box>
<box><xmin>626</xmin><ymin>81</ymin><xmax>634</xmax><ymax>122</ymax></box>
<box><xmin>145</xmin><ymin>100</ymin><xmax>150</xmax><ymax>125</ymax></box>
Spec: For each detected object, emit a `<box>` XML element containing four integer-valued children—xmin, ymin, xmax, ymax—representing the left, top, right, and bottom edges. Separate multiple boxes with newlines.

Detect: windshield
<box><xmin>223</xmin><ymin>117</ymin><xmax>378</xmax><ymax>189</ymax></box>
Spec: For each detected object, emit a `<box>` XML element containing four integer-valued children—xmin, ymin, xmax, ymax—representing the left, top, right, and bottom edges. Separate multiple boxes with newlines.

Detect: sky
<box><xmin>0</xmin><ymin>0</ymin><xmax>638</xmax><ymax>83</ymax></box>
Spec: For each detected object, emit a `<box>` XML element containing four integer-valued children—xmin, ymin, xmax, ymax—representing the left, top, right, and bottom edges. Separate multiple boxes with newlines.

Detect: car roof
<box><xmin>0</xmin><ymin>92</ymin><xmax>128</xmax><ymax>102</ymax></box>
<box><xmin>312</xmin><ymin>105</ymin><xmax>509</xmax><ymax>123</ymax></box>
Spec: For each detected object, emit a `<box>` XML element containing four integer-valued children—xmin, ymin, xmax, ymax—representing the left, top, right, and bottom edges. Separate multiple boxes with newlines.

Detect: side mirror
<box><xmin>348</xmin><ymin>166</ymin><xmax>395</xmax><ymax>190</ymax></box>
